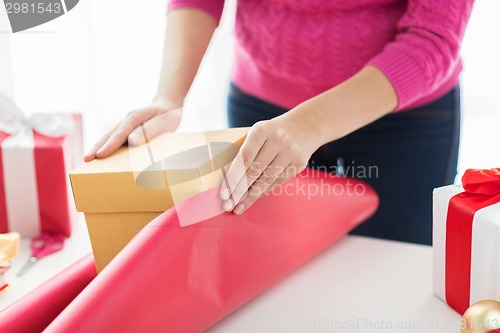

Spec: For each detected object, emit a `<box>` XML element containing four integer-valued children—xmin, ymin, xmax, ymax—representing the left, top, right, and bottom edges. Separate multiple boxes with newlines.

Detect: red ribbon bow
<box><xmin>462</xmin><ymin>168</ymin><xmax>500</xmax><ymax>196</ymax></box>
<box><xmin>445</xmin><ymin>168</ymin><xmax>500</xmax><ymax>314</ymax></box>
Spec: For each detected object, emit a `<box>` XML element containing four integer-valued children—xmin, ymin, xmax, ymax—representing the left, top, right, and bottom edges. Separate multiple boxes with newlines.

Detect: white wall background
<box><xmin>0</xmin><ymin>0</ymin><xmax>498</xmax><ymax>179</ymax></box>
<box><xmin>457</xmin><ymin>0</ymin><xmax>500</xmax><ymax>174</ymax></box>
<box><xmin>0</xmin><ymin>0</ymin><xmax>236</xmax><ymax>146</ymax></box>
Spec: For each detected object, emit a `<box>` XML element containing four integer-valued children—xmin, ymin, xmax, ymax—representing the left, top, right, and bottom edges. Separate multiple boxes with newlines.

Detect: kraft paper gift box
<box><xmin>70</xmin><ymin>127</ymin><xmax>249</xmax><ymax>272</ymax></box>
<box><xmin>433</xmin><ymin>168</ymin><xmax>500</xmax><ymax>315</ymax></box>
<box><xmin>0</xmin><ymin>94</ymin><xmax>82</xmax><ymax>237</ymax></box>
<box><xmin>1</xmin><ymin>169</ymin><xmax>378</xmax><ymax>332</ymax></box>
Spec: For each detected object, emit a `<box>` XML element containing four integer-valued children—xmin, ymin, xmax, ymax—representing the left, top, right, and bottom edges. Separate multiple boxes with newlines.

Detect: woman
<box><xmin>85</xmin><ymin>0</ymin><xmax>474</xmax><ymax>245</ymax></box>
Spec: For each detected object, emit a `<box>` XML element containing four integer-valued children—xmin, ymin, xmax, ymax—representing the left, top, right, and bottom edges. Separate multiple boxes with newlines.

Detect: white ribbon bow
<box><xmin>0</xmin><ymin>91</ymin><xmax>74</xmax><ymax>137</ymax></box>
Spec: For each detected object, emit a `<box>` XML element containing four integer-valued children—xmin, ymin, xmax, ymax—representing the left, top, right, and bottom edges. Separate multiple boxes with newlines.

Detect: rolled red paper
<box><xmin>44</xmin><ymin>170</ymin><xmax>378</xmax><ymax>332</ymax></box>
<box><xmin>0</xmin><ymin>254</ymin><xmax>95</xmax><ymax>332</ymax></box>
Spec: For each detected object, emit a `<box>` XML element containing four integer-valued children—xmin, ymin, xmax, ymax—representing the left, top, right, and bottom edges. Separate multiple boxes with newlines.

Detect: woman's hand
<box><xmin>218</xmin><ymin>66</ymin><xmax>398</xmax><ymax>214</ymax></box>
<box><xmin>219</xmin><ymin>113</ymin><xmax>323</xmax><ymax>215</ymax></box>
<box><xmin>84</xmin><ymin>7</ymin><xmax>220</xmax><ymax>162</ymax></box>
<box><xmin>84</xmin><ymin>99</ymin><xmax>182</xmax><ymax>162</ymax></box>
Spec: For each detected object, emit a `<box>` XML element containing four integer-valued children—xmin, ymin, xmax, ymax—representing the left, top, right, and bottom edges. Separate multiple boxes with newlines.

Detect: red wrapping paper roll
<box><xmin>44</xmin><ymin>171</ymin><xmax>378</xmax><ymax>332</ymax></box>
<box><xmin>0</xmin><ymin>254</ymin><xmax>95</xmax><ymax>332</ymax></box>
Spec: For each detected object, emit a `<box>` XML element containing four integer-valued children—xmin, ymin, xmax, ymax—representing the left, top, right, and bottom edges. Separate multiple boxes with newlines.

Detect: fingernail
<box><xmin>234</xmin><ymin>203</ymin><xmax>245</xmax><ymax>215</ymax></box>
<box><xmin>223</xmin><ymin>200</ymin><xmax>233</xmax><ymax>212</ymax></box>
<box><xmin>128</xmin><ymin>133</ymin><xmax>141</xmax><ymax>144</ymax></box>
<box><xmin>220</xmin><ymin>188</ymin><xmax>230</xmax><ymax>200</ymax></box>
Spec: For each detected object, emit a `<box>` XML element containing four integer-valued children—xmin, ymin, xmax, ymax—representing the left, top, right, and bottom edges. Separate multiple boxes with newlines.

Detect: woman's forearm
<box><xmin>84</xmin><ymin>8</ymin><xmax>217</xmax><ymax>161</ymax></box>
<box><xmin>154</xmin><ymin>8</ymin><xmax>218</xmax><ymax>107</ymax></box>
<box><xmin>283</xmin><ymin>66</ymin><xmax>398</xmax><ymax>148</ymax></box>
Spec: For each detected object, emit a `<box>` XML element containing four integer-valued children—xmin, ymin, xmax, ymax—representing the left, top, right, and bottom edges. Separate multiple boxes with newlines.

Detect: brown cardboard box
<box><xmin>70</xmin><ymin>128</ymin><xmax>249</xmax><ymax>272</ymax></box>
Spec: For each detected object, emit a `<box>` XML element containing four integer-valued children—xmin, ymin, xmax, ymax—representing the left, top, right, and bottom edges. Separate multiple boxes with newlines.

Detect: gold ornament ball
<box><xmin>461</xmin><ymin>300</ymin><xmax>500</xmax><ymax>333</ymax></box>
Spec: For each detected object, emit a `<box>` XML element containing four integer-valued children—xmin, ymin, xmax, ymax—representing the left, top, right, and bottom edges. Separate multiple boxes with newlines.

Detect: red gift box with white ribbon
<box><xmin>433</xmin><ymin>168</ymin><xmax>500</xmax><ymax>314</ymax></box>
<box><xmin>0</xmin><ymin>92</ymin><xmax>82</xmax><ymax>237</ymax></box>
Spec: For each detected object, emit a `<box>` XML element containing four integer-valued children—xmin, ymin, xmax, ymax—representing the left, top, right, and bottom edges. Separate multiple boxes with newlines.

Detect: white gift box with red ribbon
<box><xmin>433</xmin><ymin>168</ymin><xmax>500</xmax><ymax>315</ymax></box>
<box><xmin>0</xmin><ymin>92</ymin><xmax>82</xmax><ymax>237</ymax></box>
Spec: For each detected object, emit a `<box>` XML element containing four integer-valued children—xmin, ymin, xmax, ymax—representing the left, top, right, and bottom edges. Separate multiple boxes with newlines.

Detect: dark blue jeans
<box><xmin>227</xmin><ymin>84</ymin><xmax>460</xmax><ymax>245</ymax></box>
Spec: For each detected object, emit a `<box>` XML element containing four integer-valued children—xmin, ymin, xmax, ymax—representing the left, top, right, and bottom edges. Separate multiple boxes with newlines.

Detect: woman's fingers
<box><xmin>83</xmin><ymin>126</ymin><xmax>117</xmax><ymax>162</ymax></box>
<box><xmin>128</xmin><ymin>108</ymin><xmax>182</xmax><ymax>146</ymax></box>
<box><xmin>233</xmin><ymin>156</ymin><xmax>292</xmax><ymax>214</ymax></box>
<box><xmin>224</xmin><ymin>139</ymin><xmax>279</xmax><ymax>210</ymax></box>
<box><xmin>220</xmin><ymin>117</ymin><xmax>313</xmax><ymax>214</ymax></box>
<box><xmin>219</xmin><ymin>123</ymin><xmax>267</xmax><ymax>202</ymax></box>
<box><xmin>95</xmin><ymin>110</ymin><xmax>153</xmax><ymax>158</ymax></box>
<box><xmin>84</xmin><ymin>105</ymin><xmax>179</xmax><ymax>161</ymax></box>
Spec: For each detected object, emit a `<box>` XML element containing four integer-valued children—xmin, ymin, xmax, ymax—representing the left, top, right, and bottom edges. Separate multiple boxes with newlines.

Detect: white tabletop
<box><xmin>208</xmin><ymin>236</ymin><xmax>462</xmax><ymax>333</ymax></box>
<box><xmin>1</xmin><ymin>221</ymin><xmax>461</xmax><ymax>333</ymax></box>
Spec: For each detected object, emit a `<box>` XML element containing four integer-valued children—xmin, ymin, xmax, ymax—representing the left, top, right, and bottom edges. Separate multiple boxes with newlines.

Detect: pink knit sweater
<box><xmin>168</xmin><ymin>0</ymin><xmax>473</xmax><ymax>111</ymax></box>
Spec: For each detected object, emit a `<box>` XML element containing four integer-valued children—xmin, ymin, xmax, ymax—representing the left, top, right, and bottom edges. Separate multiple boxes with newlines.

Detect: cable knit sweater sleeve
<box><xmin>168</xmin><ymin>0</ymin><xmax>224</xmax><ymax>22</ymax></box>
<box><xmin>366</xmin><ymin>0</ymin><xmax>474</xmax><ymax>110</ymax></box>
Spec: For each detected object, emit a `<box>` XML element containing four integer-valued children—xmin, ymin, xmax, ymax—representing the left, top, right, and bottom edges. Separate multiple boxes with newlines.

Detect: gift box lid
<box><xmin>70</xmin><ymin>127</ymin><xmax>249</xmax><ymax>213</ymax></box>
